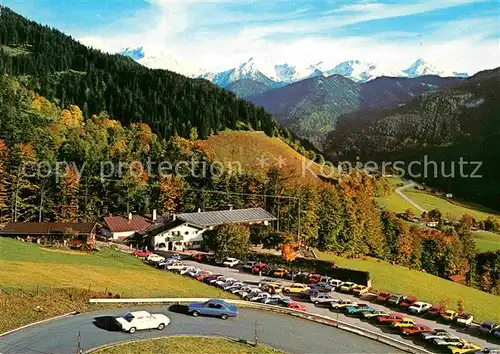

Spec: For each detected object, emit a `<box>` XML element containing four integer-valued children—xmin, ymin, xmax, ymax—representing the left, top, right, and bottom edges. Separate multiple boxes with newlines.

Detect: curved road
<box><xmin>0</xmin><ymin>307</ymin><xmax>404</xmax><ymax>354</ymax></box>
<box><xmin>395</xmin><ymin>182</ymin><xmax>426</xmax><ymax>213</ymax></box>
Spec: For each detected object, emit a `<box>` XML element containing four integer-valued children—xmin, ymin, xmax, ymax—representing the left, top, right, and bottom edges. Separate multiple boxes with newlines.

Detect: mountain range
<box><xmin>246</xmin><ymin>74</ymin><xmax>465</xmax><ymax>148</ymax></box>
<box><xmin>118</xmin><ymin>48</ymin><xmax>469</xmax><ymax>93</ymax></box>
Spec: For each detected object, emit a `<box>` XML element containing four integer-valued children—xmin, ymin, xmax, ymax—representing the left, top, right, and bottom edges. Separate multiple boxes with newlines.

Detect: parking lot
<box><xmin>147</xmin><ymin>251</ymin><xmax>498</xmax><ymax>353</ymax></box>
<box><xmin>181</xmin><ymin>259</ymin><xmax>498</xmax><ymax>350</ymax></box>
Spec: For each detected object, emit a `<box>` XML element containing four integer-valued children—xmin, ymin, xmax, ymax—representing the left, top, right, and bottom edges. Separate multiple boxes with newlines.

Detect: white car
<box><xmin>158</xmin><ymin>259</ymin><xmax>179</xmax><ymax>268</ymax></box>
<box><xmin>232</xmin><ymin>285</ymin><xmax>255</xmax><ymax>294</ymax></box>
<box><xmin>330</xmin><ymin>299</ymin><xmax>357</xmax><ymax>309</ymax></box>
<box><xmin>247</xmin><ymin>292</ymin><xmax>271</xmax><ymax>302</ymax></box>
<box><xmin>179</xmin><ymin>266</ymin><xmax>198</xmax><ymax>275</ymax></box>
<box><xmin>328</xmin><ymin>279</ymin><xmax>344</xmax><ymax>288</ymax></box>
<box><xmin>217</xmin><ymin>278</ymin><xmax>238</xmax><ymax>288</ymax></box>
<box><xmin>224</xmin><ymin>282</ymin><xmax>246</xmax><ymax>291</ymax></box>
<box><xmin>166</xmin><ymin>262</ymin><xmax>185</xmax><ymax>270</ymax></box>
<box><xmin>240</xmin><ymin>288</ymin><xmax>262</xmax><ymax>298</ymax></box>
<box><xmin>146</xmin><ymin>254</ymin><xmax>165</xmax><ymax>263</ymax></box>
<box><xmin>310</xmin><ymin>293</ymin><xmax>340</xmax><ymax>305</ymax></box>
<box><xmin>222</xmin><ymin>258</ymin><xmax>240</xmax><ymax>267</ymax></box>
<box><xmin>115</xmin><ymin>311</ymin><xmax>170</xmax><ymax>334</ymax></box>
<box><xmin>456</xmin><ymin>313</ymin><xmax>474</xmax><ymax>326</ymax></box>
<box><xmin>408</xmin><ymin>301</ymin><xmax>432</xmax><ymax>314</ymax></box>
<box><xmin>243</xmin><ymin>261</ymin><xmax>258</xmax><ymax>269</ymax></box>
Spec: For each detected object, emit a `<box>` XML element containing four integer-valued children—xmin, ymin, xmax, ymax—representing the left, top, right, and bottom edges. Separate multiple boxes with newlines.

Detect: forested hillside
<box><xmin>326</xmin><ymin>68</ymin><xmax>500</xmax><ymax>209</ymax></box>
<box><xmin>247</xmin><ymin>73</ymin><xmax>462</xmax><ymax>148</ymax></box>
<box><xmin>0</xmin><ymin>6</ymin><xmax>285</xmax><ymax>140</ymax></box>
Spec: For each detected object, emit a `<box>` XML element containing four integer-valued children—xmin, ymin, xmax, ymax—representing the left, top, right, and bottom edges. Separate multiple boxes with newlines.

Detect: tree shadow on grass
<box><xmin>93</xmin><ymin>316</ymin><xmax>122</xmax><ymax>332</ymax></box>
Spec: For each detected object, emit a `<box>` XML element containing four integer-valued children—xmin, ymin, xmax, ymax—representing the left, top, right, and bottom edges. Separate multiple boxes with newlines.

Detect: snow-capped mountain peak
<box><xmin>403</xmin><ymin>58</ymin><xmax>447</xmax><ymax>78</ymax></box>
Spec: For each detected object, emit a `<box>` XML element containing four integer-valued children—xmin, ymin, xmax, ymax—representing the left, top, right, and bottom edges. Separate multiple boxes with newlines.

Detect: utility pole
<box><xmin>297</xmin><ymin>197</ymin><xmax>301</xmax><ymax>245</ymax></box>
<box><xmin>38</xmin><ymin>187</ymin><xmax>44</xmax><ymax>222</ymax></box>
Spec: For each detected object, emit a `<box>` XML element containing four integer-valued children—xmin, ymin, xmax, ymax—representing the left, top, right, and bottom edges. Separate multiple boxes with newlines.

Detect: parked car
<box><xmin>475</xmin><ymin>347</ymin><xmax>500</xmax><ymax>354</ymax></box>
<box><xmin>441</xmin><ymin>310</ymin><xmax>459</xmax><ymax>322</ymax></box>
<box><xmin>282</xmin><ymin>283</ymin><xmax>309</xmax><ymax>294</ymax></box>
<box><xmin>234</xmin><ymin>286</ymin><xmax>259</xmax><ymax>297</ymax></box>
<box><xmin>146</xmin><ymin>253</ymin><xmax>165</xmax><ymax>263</ymax></box>
<box><xmin>432</xmin><ymin>336</ymin><xmax>463</xmax><ymax>347</ymax></box>
<box><xmin>331</xmin><ymin>299</ymin><xmax>357</xmax><ymax>310</ymax></box>
<box><xmin>427</xmin><ymin>304</ymin><xmax>445</xmax><ymax>317</ymax></box>
<box><xmin>246</xmin><ymin>292</ymin><xmax>271</xmax><ymax>302</ymax></box>
<box><xmin>376</xmin><ymin>291</ymin><xmax>392</xmax><ymax>302</ymax></box>
<box><xmin>243</xmin><ymin>288</ymin><xmax>263</xmax><ymax>299</ymax></box>
<box><xmin>252</xmin><ymin>263</ymin><xmax>270</xmax><ymax>275</ymax></box>
<box><xmin>339</xmin><ymin>282</ymin><xmax>357</xmax><ymax>293</ymax></box>
<box><xmin>328</xmin><ymin>279</ymin><xmax>344</xmax><ymax>289</ymax></box>
<box><xmin>188</xmin><ymin>299</ymin><xmax>239</xmax><ymax>320</ymax></box>
<box><xmin>352</xmin><ymin>285</ymin><xmax>369</xmax><ymax>296</ymax></box>
<box><xmin>400</xmin><ymin>296</ymin><xmax>417</xmax><ymax>309</ymax></box>
<box><xmin>178</xmin><ymin>266</ymin><xmax>197</xmax><ymax>275</ymax></box>
<box><xmin>287</xmin><ymin>302</ymin><xmax>307</xmax><ymax>311</ymax></box>
<box><xmin>456</xmin><ymin>313</ymin><xmax>474</xmax><ymax>326</ymax></box>
<box><xmin>478</xmin><ymin>321</ymin><xmax>497</xmax><ymax>336</ymax></box>
<box><xmin>448</xmin><ymin>342</ymin><xmax>481</xmax><ymax>354</ymax></box>
<box><xmin>421</xmin><ymin>329</ymin><xmax>449</xmax><ymax>341</ymax></box>
<box><xmin>312</xmin><ymin>281</ymin><xmax>335</xmax><ymax>292</ymax></box>
<box><xmin>494</xmin><ymin>328</ymin><xmax>500</xmax><ymax>339</ymax></box>
<box><xmin>345</xmin><ymin>304</ymin><xmax>374</xmax><ymax>315</ymax></box>
<box><xmin>192</xmin><ymin>254</ymin><xmax>203</xmax><ymax>261</ymax></box>
<box><xmin>401</xmin><ymin>324</ymin><xmax>432</xmax><ymax>336</ymax></box>
<box><xmin>270</xmin><ymin>268</ymin><xmax>289</xmax><ymax>278</ymax></box>
<box><xmin>376</xmin><ymin>313</ymin><xmax>404</xmax><ymax>325</ymax></box>
<box><xmin>196</xmin><ymin>271</ymin><xmax>213</xmax><ymax>281</ymax></box>
<box><xmin>408</xmin><ymin>301</ymin><xmax>432</xmax><ymax>314</ymax></box>
<box><xmin>308</xmin><ymin>274</ymin><xmax>322</xmax><ymax>284</ymax></box>
<box><xmin>387</xmin><ymin>294</ymin><xmax>405</xmax><ymax>306</ymax></box>
<box><xmin>132</xmin><ymin>250</ymin><xmax>151</xmax><ymax>257</ymax></box>
<box><xmin>166</xmin><ymin>262</ymin><xmax>186</xmax><ymax>271</ymax></box>
<box><xmin>391</xmin><ymin>318</ymin><xmax>415</xmax><ymax>329</ymax></box>
<box><xmin>361</xmin><ymin>310</ymin><xmax>387</xmax><ymax>319</ymax></box>
<box><xmin>222</xmin><ymin>258</ymin><xmax>239</xmax><ymax>267</ymax></box>
<box><xmin>224</xmin><ymin>282</ymin><xmax>246</xmax><ymax>291</ymax></box>
<box><xmin>299</xmin><ymin>288</ymin><xmax>320</xmax><ymax>299</ymax></box>
<box><xmin>262</xmin><ymin>283</ymin><xmax>282</xmax><ymax>294</ymax></box>
<box><xmin>310</xmin><ymin>293</ymin><xmax>340</xmax><ymax>305</ymax></box>
<box><xmin>114</xmin><ymin>311</ymin><xmax>170</xmax><ymax>333</ymax></box>
<box><xmin>242</xmin><ymin>261</ymin><xmax>258</xmax><ymax>270</ymax></box>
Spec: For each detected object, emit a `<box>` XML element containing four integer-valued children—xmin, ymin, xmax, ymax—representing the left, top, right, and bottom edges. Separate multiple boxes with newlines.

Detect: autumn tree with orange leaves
<box><xmin>159</xmin><ymin>174</ymin><xmax>184</xmax><ymax>215</ymax></box>
<box><xmin>0</xmin><ymin>140</ymin><xmax>9</xmax><ymax>220</ymax></box>
<box><xmin>56</xmin><ymin>165</ymin><xmax>80</xmax><ymax>222</ymax></box>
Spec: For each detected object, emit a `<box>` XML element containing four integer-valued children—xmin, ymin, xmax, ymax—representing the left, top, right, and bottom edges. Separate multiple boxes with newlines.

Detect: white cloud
<box><xmin>78</xmin><ymin>0</ymin><xmax>499</xmax><ymax>76</ymax></box>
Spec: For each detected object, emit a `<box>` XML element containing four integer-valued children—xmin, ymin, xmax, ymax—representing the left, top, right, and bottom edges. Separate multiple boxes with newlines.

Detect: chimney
<box><xmin>229</xmin><ymin>204</ymin><xmax>233</xmax><ymax>211</ymax></box>
<box><xmin>172</xmin><ymin>214</ymin><xmax>176</xmax><ymax>221</ymax></box>
<box><xmin>128</xmin><ymin>212</ymin><xmax>132</xmax><ymax>221</ymax></box>
<box><xmin>152</xmin><ymin>209</ymin><xmax>157</xmax><ymax>222</ymax></box>
<box><xmin>197</xmin><ymin>208</ymin><xmax>201</xmax><ymax>213</ymax></box>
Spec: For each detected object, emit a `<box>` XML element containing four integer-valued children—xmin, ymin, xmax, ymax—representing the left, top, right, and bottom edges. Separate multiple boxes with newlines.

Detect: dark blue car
<box><xmin>187</xmin><ymin>299</ymin><xmax>239</xmax><ymax>320</ymax></box>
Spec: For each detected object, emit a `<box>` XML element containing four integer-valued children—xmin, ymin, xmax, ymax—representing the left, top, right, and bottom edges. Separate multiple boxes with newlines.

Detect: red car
<box><xmin>400</xmin><ymin>296</ymin><xmax>417</xmax><ymax>309</ymax></box>
<box><xmin>376</xmin><ymin>313</ymin><xmax>404</xmax><ymax>325</ymax></box>
<box><xmin>377</xmin><ymin>291</ymin><xmax>393</xmax><ymax>302</ymax></box>
<box><xmin>196</xmin><ymin>272</ymin><xmax>213</xmax><ymax>281</ymax></box>
<box><xmin>287</xmin><ymin>302</ymin><xmax>307</xmax><ymax>311</ymax></box>
<box><xmin>132</xmin><ymin>250</ymin><xmax>151</xmax><ymax>257</ymax></box>
<box><xmin>401</xmin><ymin>324</ymin><xmax>432</xmax><ymax>336</ymax></box>
<box><xmin>192</xmin><ymin>254</ymin><xmax>203</xmax><ymax>262</ymax></box>
<box><xmin>252</xmin><ymin>263</ymin><xmax>269</xmax><ymax>275</ymax></box>
<box><xmin>308</xmin><ymin>274</ymin><xmax>322</xmax><ymax>284</ymax></box>
<box><xmin>427</xmin><ymin>304</ymin><xmax>445</xmax><ymax>317</ymax></box>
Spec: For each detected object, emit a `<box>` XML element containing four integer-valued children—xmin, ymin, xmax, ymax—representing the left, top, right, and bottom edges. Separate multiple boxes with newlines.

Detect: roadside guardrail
<box><xmin>89</xmin><ymin>298</ymin><xmax>431</xmax><ymax>354</ymax></box>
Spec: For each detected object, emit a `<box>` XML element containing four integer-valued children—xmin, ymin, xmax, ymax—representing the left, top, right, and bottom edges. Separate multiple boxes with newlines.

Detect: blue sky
<box><xmin>3</xmin><ymin>0</ymin><xmax>499</xmax><ymax>74</ymax></box>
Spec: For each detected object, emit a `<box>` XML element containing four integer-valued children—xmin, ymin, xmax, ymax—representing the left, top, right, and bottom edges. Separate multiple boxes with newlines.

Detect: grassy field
<box><xmin>92</xmin><ymin>336</ymin><xmax>282</xmax><ymax>354</ymax></box>
<box><xmin>473</xmin><ymin>231</ymin><xmax>500</xmax><ymax>252</ymax></box>
<box><xmin>375</xmin><ymin>193</ymin><xmax>420</xmax><ymax>215</ymax></box>
<box><xmin>0</xmin><ymin>238</ymin><xmax>232</xmax><ymax>332</ymax></box>
<box><xmin>199</xmin><ymin>131</ymin><xmax>337</xmax><ymax>180</ymax></box>
<box><xmin>403</xmin><ymin>188</ymin><xmax>500</xmax><ymax>221</ymax></box>
<box><xmin>317</xmin><ymin>251</ymin><xmax>500</xmax><ymax>322</ymax></box>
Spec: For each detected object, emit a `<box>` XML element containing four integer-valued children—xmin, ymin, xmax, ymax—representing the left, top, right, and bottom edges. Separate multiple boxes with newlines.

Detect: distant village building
<box><xmin>0</xmin><ymin>222</ymin><xmax>97</xmax><ymax>249</ymax></box>
<box><xmin>102</xmin><ymin>213</ymin><xmax>152</xmax><ymax>241</ymax></box>
<box><xmin>146</xmin><ymin>207</ymin><xmax>276</xmax><ymax>252</ymax></box>
<box><xmin>426</xmin><ymin>221</ymin><xmax>439</xmax><ymax>228</ymax></box>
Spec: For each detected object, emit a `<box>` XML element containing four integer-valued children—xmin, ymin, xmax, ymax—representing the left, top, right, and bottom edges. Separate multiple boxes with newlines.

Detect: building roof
<box><xmin>0</xmin><ymin>222</ymin><xmax>97</xmax><ymax>235</ymax></box>
<box><xmin>176</xmin><ymin>207</ymin><xmax>276</xmax><ymax>228</ymax></box>
<box><xmin>104</xmin><ymin>215</ymin><xmax>152</xmax><ymax>233</ymax></box>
